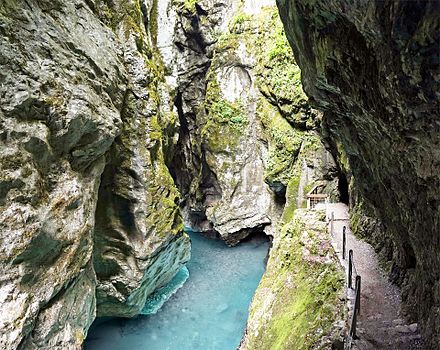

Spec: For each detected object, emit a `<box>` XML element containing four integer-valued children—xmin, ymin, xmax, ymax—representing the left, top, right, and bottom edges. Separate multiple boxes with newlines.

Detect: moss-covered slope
<box><xmin>241</xmin><ymin>207</ymin><xmax>345</xmax><ymax>350</ymax></box>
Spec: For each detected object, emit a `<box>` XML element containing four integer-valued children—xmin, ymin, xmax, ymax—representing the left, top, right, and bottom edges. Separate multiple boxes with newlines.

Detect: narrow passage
<box><xmin>327</xmin><ymin>203</ymin><xmax>422</xmax><ymax>350</ymax></box>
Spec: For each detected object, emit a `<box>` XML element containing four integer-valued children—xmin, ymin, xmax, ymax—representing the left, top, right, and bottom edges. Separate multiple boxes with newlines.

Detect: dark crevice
<box><xmin>338</xmin><ymin>173</ymin><xmax>349</xmax><ymax>205</ymax></box>
<box><xmin>195</xmin><ymin>3</ymin><xmax>208</xmax><ymax>16</ymax></box>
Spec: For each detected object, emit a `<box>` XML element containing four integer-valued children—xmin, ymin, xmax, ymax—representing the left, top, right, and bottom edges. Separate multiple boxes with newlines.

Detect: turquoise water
<box><xmin>85</xmin><ymin>231</ymin><xmax>269</xmax><ymax>350</ymax></box>
<box><xmin>141</xmin><ymin>266</ymin><xmax>190</xmax><ymax>315</ymax></box>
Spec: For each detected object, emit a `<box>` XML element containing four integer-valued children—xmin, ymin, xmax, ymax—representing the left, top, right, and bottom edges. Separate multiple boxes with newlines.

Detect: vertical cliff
<box><xmin>89</xmin><ymin>0</ymin><xmax>191</xmax><ymax>319</ymax></box>
<box><xmin>168</xmin><ymin>0</ymin><xmax>338</xmax><ymax>244</ymax></box>
<box><xmin>277</xmin><ymin>0</ymin><xmax>439</xmax><ymax>346</ymax></box>
<box><xmin>0</xmin><ymin>0</ymin><xmax>189</xmax><ymax>348</ymax></box>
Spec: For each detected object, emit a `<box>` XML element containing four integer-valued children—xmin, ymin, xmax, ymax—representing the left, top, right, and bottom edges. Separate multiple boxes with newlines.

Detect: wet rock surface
<box><xmin>0</xmin><ymin>0</ymin><xmax>189</xmax><ymax>348</ymax></box>
<box><xmin>277</xmin><ymin>0</ymin><xmax>439</xmax><ymax>347</ymax></box>
<box><xmin>168</xmin><ymin>0</ymin><xmax>338</xmax><ymax>244</ymax></box>
<box><xmin>90</xmin><ymin>0</ymin><xmax>191</xmax><ymax>318</ymax></box>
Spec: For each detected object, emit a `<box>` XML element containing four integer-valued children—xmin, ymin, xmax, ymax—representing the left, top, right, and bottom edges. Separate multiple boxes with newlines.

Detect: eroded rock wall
<box><xmin>277</xmin><ymin>0</ymin><xmax>439</xmax><ymax>346</ymax></box>
<box><xmin>90</xmin><ymin>0</ymin><xmax>191</xmax><ymax>318</ymax></box>
<box><xmin>0</xmin><ymin>0</ymin><xmax>189</xmax><ymax>347</ymax></box>
<box><xmin>169</xmin><ymin>0</ymin><xmax>338</xmax><ymax>244</ymax></box>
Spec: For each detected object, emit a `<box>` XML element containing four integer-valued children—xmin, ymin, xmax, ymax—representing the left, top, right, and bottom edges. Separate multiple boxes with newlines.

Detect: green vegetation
<box><xmin>229</xmin><ymin>11</ymin><xmax>252</xmax><ymax>32</ymax></box>
<box><xmin>150</xmin><ymin>0</ymin><xmax>159</xmax><ymax>46</ymax></box>
<box><xmin>202</xmin><ymin>70</ymin><xmax>248</xmax><ymax>153</ymax></box>
<box><xmin>207</xmin><ymin>5</ymin><xmax>318</xmax><ymax>197</ymax></box>
<box><xmin>245</xmin><ymin>208</ymin><xmax>345</xmax><ymax>350</ymax></box>
<box><xmin>259</xmin><ymin>97</ymin><xmax>303</xmax><ymax>186</ymax></box>
<box><xmin>254</xmin><ymin>8</ymin><xmax>305</xmax><ymax>99</ymax></box>
<box><xmin>247</xmin><ymin>7</ymin><xmax>313</xmax><ymax>127</ymax></box>
<box><xmin>172</xmin><ymin>0</ymin><xmax>197</xmax><ymax>13</ymax></box>
<box><xmin>92</xmin><ymin>0</ymin><xmax>145</xmax><ymax>39</ymax></box>
<box><xmin>209</xmin><ymin>99</ymin><xmax>247</xmax><ymax>127</ymax></box>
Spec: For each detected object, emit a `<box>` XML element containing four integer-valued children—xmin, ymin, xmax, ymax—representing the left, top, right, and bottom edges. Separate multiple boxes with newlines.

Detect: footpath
<box><xmin>327</xmin><ymin>203</ymin><xmax>422</xmax><ymax>350</ymax></box>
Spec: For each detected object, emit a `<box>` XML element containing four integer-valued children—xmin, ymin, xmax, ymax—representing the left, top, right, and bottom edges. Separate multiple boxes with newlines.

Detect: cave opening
<box><xmin>338</xmin><ymin>173</ymin><xmax>350</xmax><ymax>204</ymax></box>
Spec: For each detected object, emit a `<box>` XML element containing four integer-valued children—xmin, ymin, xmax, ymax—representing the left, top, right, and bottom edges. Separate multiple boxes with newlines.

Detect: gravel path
<box><xmin>326</xmin><ymin>203</ymin><xmax>422</xmax><ymax>350</ymax></box>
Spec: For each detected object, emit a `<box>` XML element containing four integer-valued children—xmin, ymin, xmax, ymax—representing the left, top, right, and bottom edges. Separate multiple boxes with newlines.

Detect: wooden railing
<box><xmin>307</xmin><ymin>185</ymin><xmax>327</xmax><ymax>209</ymax></box>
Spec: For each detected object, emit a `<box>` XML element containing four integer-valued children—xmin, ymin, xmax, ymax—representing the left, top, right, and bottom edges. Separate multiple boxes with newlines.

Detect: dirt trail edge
<box><xmin>326</xmin><ymin>203</ymin><xmax>422</xmax><ymax>350</ymax></box>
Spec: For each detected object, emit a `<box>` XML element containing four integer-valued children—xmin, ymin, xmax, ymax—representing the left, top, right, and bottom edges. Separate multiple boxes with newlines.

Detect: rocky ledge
<box><xmin>240</xmin><ymin>208</ymin><xmax>345</xmax><ymax>350</ymax></box>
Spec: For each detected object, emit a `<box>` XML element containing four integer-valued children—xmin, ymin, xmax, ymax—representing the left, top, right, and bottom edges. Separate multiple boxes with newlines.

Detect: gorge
<box><xmin>0</xmin><ymin>0</ymin><xmax>438</xmax><ymax>349</ymax></box>
<box><xmin>85</xmin><ymin>231</ymin><xmax>270</xmax><ymax>350</ymax></box>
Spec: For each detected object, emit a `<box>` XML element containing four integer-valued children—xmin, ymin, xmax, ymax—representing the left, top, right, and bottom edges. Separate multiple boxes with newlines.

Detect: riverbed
<box><xmin>85</xmin><ymin>231</ymin><xmax>269</xmax><ymax>350</ymax></box>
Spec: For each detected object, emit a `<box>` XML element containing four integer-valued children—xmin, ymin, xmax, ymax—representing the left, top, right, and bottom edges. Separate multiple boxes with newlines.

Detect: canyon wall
<box><xmin>2</xmin><ymin>0</ymin><xmax>422</xmax><ymax>348</ymax></box>
<box><xmin>0</xmin><ymin>0</ymin><xmax>190</xmax><ymax>348</ymax></box>
<box><xmin>166</xmin><ymin>1</ymin><xmax>346</xmax><ymax>347</ymax></box>
<box><xmin>277</xmin><ymin>0</ymin><xmax>439</xmax><ymax>347</ymax></box>
<box><xmin>168</xmin><ymin>0</ymin><xmax>338</xmax><ymax>245</ymax></box>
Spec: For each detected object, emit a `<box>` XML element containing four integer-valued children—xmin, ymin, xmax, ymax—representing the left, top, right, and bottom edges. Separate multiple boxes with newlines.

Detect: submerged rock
<box><xmin>141</xmin><ymin>266</ymin><xmax>190</xmax><ymax>315</ymax></box>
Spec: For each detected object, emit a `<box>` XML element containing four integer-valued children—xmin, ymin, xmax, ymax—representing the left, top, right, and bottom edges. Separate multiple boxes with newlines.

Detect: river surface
<box><xmin>85</xmin><ymin>231</ymin><xmax>269</xmax><ymax>350</ymax></box>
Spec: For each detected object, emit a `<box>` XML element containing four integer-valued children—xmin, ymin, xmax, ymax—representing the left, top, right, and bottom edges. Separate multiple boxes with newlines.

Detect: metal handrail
<box><xmin>306</xmin><ymin>184</ymin><xmax>324</xmax><ymax>196</ymax></box>
<box><xmin>350</xmin><ymin>276</ymin><xmax>362</xmax><ymax>339</ymax></box>
<box><xmin>328</xmin><ymin>214</ymin><xmax>362</xmax><ymax>349</ymax></box>
<box><xmin>346</xmin><ymin>239</ymin><xmax>361</xmax><ymax>347</ymax></box>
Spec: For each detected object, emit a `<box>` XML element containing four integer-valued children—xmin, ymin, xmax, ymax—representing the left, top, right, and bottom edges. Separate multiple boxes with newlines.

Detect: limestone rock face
<box><xmin>0</xmin><ymin>1</ymin><xmax>123</xmax><ymax>348</ymax></box>
<box><xmin>90</xmin><ymin>0</ymin><xmax>191</xmax><ymax>318</ymax></box>
<box><xmin>167</xmin><ymin>0</ymin><xmax>249</xmax><ymax>242</ymax></box>
<box><xmin>277</xmin><ymin>0</ymin><xmax>439</xmax><ymax>346</ymax></box>
<box><xmin>168</xmin><ymin>0</ymin><xmax>338</xmax><ymax>244</ymax></box>
<box><xmin>0</xmin><ymin>0</ymin><xmax>189</xmax><ymax>347</ymax></box>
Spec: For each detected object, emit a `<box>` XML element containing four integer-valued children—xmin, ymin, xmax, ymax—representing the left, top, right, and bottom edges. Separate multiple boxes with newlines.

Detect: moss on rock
<box><xmin>202</xmin><ymin>64</ymin><xmax>248</xmax><ymax>154</ymax></box>
<box><xmin>242</xmin><ymin>209</ymin><xmax>345</xmax><ymax>350</ymax></box>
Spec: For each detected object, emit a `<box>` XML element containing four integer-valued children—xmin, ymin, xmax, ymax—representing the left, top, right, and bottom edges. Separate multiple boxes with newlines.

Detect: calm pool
<box><xmin>85</xmin><ymin>231</ymin><xmax>269</xmax><ymax>350</ymax></box>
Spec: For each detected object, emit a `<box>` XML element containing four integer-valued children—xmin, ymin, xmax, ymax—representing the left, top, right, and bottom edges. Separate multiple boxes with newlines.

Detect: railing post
<box><xmin>350</xmin><ymin>311</ymin><xmax>357</xmax><ymax>340</ymax></box>
<box><xmin>342</xmin><ymin>226</ymin><xmax>346</xmax><ymax>260</ymax></box>
<box><xmin>355</xmin><ymin>275</ymin><xmax>361</xmax><ymax>315</ymax></box>
<box><xmin>350</xmin><ymin>275</ymin><xmax>361</xmax><ymax>339</ymax></box>
<box><xmin>330</xmin><ymin>211</ymin><xmax>334</xmax><ymax>236</ymax></box>
<box><xmin>325</xmin><ymin>198</ymin><xmax>329</xmax><ymax>221</ymax></box>
<box><xmin>348</xmin><ymin>250</ymin><xmax>353</xmax><ymax>288</ymax></box>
